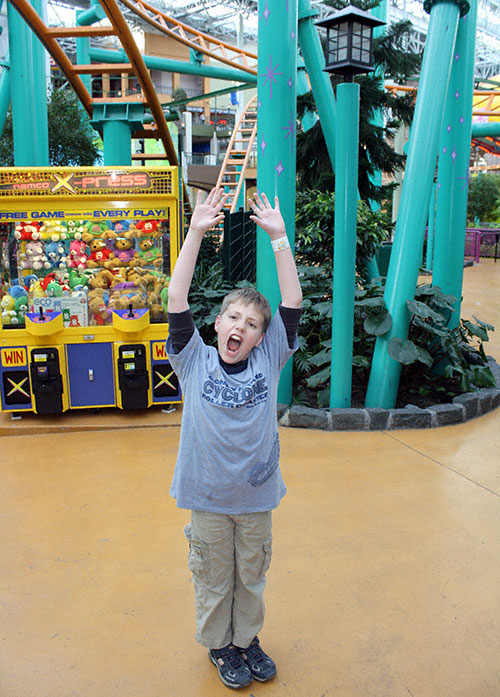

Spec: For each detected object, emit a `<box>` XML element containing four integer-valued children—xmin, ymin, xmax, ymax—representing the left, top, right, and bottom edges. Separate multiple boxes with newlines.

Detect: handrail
<box><xmin>215</xmin><ymin>95</ymin><xmax>258</xmax><ymax>212</ymax></box>
<box><xmin>118</xmin><ymin>0</ymin><xmax>257</xmax><ymax>75</ymax></box>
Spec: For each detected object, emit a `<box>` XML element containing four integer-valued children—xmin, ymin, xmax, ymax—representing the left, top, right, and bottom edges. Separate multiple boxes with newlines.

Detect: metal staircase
<box><xmin>215</xmin><ymin>95</ymin><xmax>258</xmax><ymax>214</ymax></box>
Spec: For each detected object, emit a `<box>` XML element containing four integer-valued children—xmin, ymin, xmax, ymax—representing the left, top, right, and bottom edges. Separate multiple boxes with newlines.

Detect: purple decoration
<box><xmin>455</xmin><ymin>53</ymin><xmax>460</xmax><ymax>61</ymax></box>
<box><xmin>458</xmin><ymin>168</ymin><xmax>470</xmax><ymax>191</ymax></box>
<box><xmin>261</xmin><ymin>136</ymin><xmax>267</xmax><ymax>155</ymax></box>
<box><xmin>291</xmin><ymin>30</ymin><xmax>296</xmax><ymax>39</ymax></box>
<box><xmin>459</xmin><ymin>116</ymin><xmax>465</xmax><ymax>124</ymax></box>
<box><xmin>261</xmin><ymin>1</ymin><xmax>270</xmax><ymax>25</ymax></box>
<box><xmin>281</xmin><ymin>110</ymin><xmax>295</xmax><ymax>154</ymax></box>
<box><xmin>261</xmin><ymin>55</ymin><xmax>283</xmax><ymax>100</ymax></box>
<box><xmin>443</xmin><ymin>147</ymin><xmax>447</xmax><ymax>154</ymax></box>
<box><xmin>275</xmin><ymin>161</ymin><xmax>285</xmax><ymax>176</ymax></box>
<box><xmin>447</xmin><ymin>124</ymin><xmax>452</xmax><ymax>132</ymax></box>
<box><xmin>288</xmin><ymin>77</ymin><xmax>293</xmax><ymax>88</ymax></box>
<box><xmin>454</xmin><ymin>91</ymin><xmax>460</xmax><ymax>99</ymax></box>
<box><xmin>451</xmin><ymin>146</ymin><xmax>457</xmax><ymax>163</ymax></box>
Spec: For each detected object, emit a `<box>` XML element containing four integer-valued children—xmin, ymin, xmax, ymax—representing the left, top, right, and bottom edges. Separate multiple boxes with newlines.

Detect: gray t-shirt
<box><xmin>166</xmin><ymin>311</ymin><xmax>297</xmax><ymax>514</ymax></box>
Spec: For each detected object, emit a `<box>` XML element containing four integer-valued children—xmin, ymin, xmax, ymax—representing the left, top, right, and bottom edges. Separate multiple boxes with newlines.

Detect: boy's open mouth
<box><xmin>227</xmin><ymin>335</ymin><xmax>241</xmax><ymax>353</ymax></box>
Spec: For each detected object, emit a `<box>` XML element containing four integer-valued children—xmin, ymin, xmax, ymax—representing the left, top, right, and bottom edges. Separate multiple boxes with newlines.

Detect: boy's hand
<box><xmin>248</xmin><ymin>192</ymin><xmax>286</xmax><ymax>240</ymax></box>
<box><xmin>189</xmin><ymin>187</ymin><xmax>227</xmax><ymax>237</ymax></box>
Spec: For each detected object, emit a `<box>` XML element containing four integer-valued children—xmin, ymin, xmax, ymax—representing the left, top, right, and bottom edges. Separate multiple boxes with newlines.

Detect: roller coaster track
<box><xmin>118</xmin><ymin>0</ymin><xmax>257</xmax><ymax>75</ymax></box>
<box><xmin>6</xmin><ymin>0</ymin><xmax>179</xmax><ymax>168</ymax></box>
<box><xmin>215</xmin><ymin>95</ymin><xmax>258</xmax><ymax>213</ymax></box>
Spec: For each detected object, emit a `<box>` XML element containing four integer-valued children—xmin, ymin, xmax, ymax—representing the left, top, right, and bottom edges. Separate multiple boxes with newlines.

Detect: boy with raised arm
<box><xmin>166</xmin><ymin>187</ymin><xmax>302</xmax><ymax>689</ymax></box>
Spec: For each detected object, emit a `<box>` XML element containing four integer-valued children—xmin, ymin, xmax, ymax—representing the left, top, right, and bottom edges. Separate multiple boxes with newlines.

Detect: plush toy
<box><xmin>39</xmin><ymin>220</ymin><xmax>67</xmax><ymax>242</ymax></box>
<box><xmin>14</xmin><ymin>295</ymin><xmax>28</xmax><ymax>324</ymax></box>
<box><xmin>137</xmin><ymin>237</ymin><xmax>162</xmax><ymax>267</ymax></box>
<box><xmin>88</xmin><ymin>269</ymin><xmax>119</xmax><ymax>290</ymax></box>
<box><xmin>160</xmin><ymin>286</ymin><xmax>169</xmax><ymax>313</ymax></box>
<box><xmin>24</xmin><ymin>274</ymin><xmax>38</xmax><ymax>291</ymax></box>
<box><xmin>68</xmin><ymin>269</ymin><xmax>91</xmax><ymax>290</ymax></box>
<box><xmin>112</xmin><ymin>220</ymin><xmax>135</xmax><ymax>239</ymax></box>
<box><xmin>20</xmin><ymin>241</ymin><xmax>50</xmax><ymax>271</ymax></box>
<box><xmin>64</xmin><ymin>219</ymin><xmax>86</xmax><ymax>240</ymax></box>
<box><xmin>1</xmin><ymin>294</ymin><xmax>18</xmax><ymax>325</ymax></box>
<box><xmin>135</xmin><ymin>219</ymin><xmax>162</xmax><ymax>238</ymax></box>
<box><xmin>88</xmin><ymin>292</ymin><xmax>111</xmax><ymax>326</ymax></box>
<box><xmin>111</xmin><ymin>237</ymin><xmax>138</xmax><ymax>266</ymax></box>
<box><xmin>45</xmin><ymin>280</ymin><xmax>64</xmax><ymax>298</ymax></box>
<box><xmin>67</xmin><ymin>239</ymin><xmax>89</xmax><ymax>269</ymax></box>
<box><xmin>86</xmin><ymin>238</ymin><xmax>115</xmax><ymax>268</ymax></box>
<box><xmin>82</xmin><ymin>221</ymin><xmax>116</xmax><ymax>244</ymax></box>
<box><xmin>14</xmin><ymin>221</ymin><xmax>41</xmax><ymax>241</ymax></box>
<box><xmin>45</xmin><ymin>241</ymin><xmax>67</xmax><ymax>270</ymax></box>
<box><xmin>8</xmin><ymin>282</ymin><xmax>29</xmax><ymax>299</ymax></box>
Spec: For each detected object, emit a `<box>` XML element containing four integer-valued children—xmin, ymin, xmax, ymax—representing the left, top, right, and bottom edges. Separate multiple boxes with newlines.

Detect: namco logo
<box><xmin>1</xmin><ymin>347</ymin><xmax>27</xmax><ymax>367</ymax></box>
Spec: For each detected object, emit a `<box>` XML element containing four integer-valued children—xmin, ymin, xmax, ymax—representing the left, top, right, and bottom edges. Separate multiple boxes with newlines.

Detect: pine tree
<box><xmin>296</xmin><ymin>4</ymin><xmax>421</xmax><ymax>204</ymax></box>
<box><xmin>0</xmin><ymin>87</ymin><xmax>100</xmax><ymax>166</ymax></box>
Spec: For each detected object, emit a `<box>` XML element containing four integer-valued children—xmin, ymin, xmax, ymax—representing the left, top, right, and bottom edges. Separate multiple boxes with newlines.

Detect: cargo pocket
<box><xmin>184</xmin><ymin>523</ymin><xmax>210</xmax><ymax>583</ymax></box>
<box><xmin>260</xmin><ymin>539</ymin><xmax>273</xmax><ymax>578</ymax></box>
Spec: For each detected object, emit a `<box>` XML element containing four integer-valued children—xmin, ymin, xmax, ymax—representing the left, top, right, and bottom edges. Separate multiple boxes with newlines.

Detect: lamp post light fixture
<box><xmin>316</xmin><ymin>4</ymin><xmax>385</xmax><ymax>81</ymax></box>
<box><xmin>316</xmin><ymin>5</ymin><xmax>385</xmax><ymax>409</ymax></box>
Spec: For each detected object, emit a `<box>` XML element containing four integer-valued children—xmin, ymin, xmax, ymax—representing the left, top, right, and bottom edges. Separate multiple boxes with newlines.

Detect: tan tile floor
<box><xmin>1</xmin><ymin>260</ymin><xmax>500</xmax><ymax>697</ymax></box>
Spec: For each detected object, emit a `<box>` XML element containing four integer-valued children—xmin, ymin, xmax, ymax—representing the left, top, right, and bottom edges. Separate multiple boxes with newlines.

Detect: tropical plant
<box><xmin>467</xmin><ymin>174</ymin><xmax>500</xmax><ymax>223</ymax></box>
<box><xmin>295</xmin><ymin>189</ymin><xmax>392</xmax><ymax>276</ymax></box>
<box><xmin>294</xmin><ymin>273</ymin><xmax>391</xmax><ymax>407</ymax></box>
<box><xmin>387</xmin><ymin>284</ymin><xmax>496</xmax><ymax>394</ymax></box>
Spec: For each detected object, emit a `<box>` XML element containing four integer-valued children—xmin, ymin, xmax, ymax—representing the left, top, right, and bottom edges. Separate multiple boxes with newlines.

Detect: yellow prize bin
<box><xmin>0</xmin><ymin>166</ymin><xmax>183</xmax><ymax>414</ymax></box>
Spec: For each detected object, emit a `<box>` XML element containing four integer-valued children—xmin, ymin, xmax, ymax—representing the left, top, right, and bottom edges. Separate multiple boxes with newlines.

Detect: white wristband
<box><xmin>271</xmin><ymin>236</ymin><xmax>290</xmax><ymax>252</ymax></box>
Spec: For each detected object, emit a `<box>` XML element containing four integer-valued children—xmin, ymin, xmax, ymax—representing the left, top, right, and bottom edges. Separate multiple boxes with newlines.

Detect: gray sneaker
<box><xmin>237</xmin><ymin>636</ymin><xmax>277</xmax><ymax>682</ymax></box>
<box><xmin>209</xmin><ymin>643</ymin><xmax>254</xmax><ymax>689</ymax></box>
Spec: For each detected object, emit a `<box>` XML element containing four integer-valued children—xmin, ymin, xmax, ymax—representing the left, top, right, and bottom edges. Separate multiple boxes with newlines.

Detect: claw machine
<box><xmin>0</xmin><ymin>166</ymin><xmax>183</xmax><ymax>414</ymax></box>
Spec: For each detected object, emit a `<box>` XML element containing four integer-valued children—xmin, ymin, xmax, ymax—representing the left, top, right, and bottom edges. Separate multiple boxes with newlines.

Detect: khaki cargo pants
<box><xmin>184</xmin><ymin>510</ymin><xmax>273</xmax><ymax>650</ymax></box>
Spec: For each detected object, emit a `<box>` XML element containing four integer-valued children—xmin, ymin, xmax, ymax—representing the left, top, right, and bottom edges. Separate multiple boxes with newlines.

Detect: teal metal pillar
<box><xmin>91</xmin><ymin>103</ymin><xmax>144</xmax><ymax>165</ymax></box>
<box><xmin>0</xmin><ymin>58</ymin><xmax>11</xmax><ymax>134</ymax></box>
<box><xmin>433</xmin><ymin>0</ymin><xmax>478</xmax><ymax>328</ymax></box>
<box><xmin>297</xmin><ymin>0</ymin><xmax>336</xmax><ymax>168</ymax></box>
<box><xmin>7</xmin><ymin>0</ymin><xmax>49</xmax><ymax>165</ymax></box>
<box><xmin>330</xmin><ymin>83</ymin><xmax>360</xmax><ymax>408</ymax></box>
<box><xmin>76</xmin><ymin>3</ymin><xmax>107</xmax><ymax>94</ymax></box>
<box><xmin>365</xmin><ymin>0</ymin><xmax>467</xmax><ymax>409</ymax></box>
<box><xmin>256</xmin><ymin>0</ymin><xmax>298</xmax><ymax>403</ymax></box>
<box><xmin>425</xmin><ymin>181</ymin><xmax>437</xmax><ymax>270</ymax></box>
<box><xmin>367</xmin><ymin>0</ymin><xmax>387</xmax><ymax>210</ymax></box>
<box><xmin>297</xmin><ymin>56</ymin><xmax>318</xmax><ymax>132</ymax></box>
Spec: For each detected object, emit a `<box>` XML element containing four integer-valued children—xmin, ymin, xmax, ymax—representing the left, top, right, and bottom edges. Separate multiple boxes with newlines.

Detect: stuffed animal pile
<box><xmin>2</xmin><ymin>217</ymin><xmax>171</xmax><ymax>328</ymax></box>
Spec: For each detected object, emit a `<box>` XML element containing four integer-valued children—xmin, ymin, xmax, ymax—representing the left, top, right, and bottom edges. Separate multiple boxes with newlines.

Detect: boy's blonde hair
<box><xmin>219</xmin><ymin>287</ymin><xmax>272</xmax><ymax>332</ymax></box>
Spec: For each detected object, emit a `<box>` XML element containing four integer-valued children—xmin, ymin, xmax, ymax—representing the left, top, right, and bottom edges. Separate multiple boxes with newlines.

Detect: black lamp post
<box><xmin>316</xmin><ymin>5</ymin><xmax>385</xmax><ymax>409</ymax></box>
<box><xmin>316</xmin><ymin>4</ymin><xmax>385</xmax><ymax>81</ymax></box>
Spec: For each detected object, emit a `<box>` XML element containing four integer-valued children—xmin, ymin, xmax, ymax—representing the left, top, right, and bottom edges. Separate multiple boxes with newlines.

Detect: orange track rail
<box><xmin>118</xmin><ymin>0</ymin><xmax>257</xmax><ymax>75</ymax></box>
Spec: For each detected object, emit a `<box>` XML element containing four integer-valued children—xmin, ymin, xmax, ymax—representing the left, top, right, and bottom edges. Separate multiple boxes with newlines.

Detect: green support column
<box><xmin>0</xmin><ymin>58</ymin><xmax>11</xmax><ymax>134</ymax></box>
<box><xmin>433</xmin><ymin>0</ymin><xmax>478</xmax><ymax>328</ymax></box>
<box><xmin>91</xmin><ymin>103</ymin><xmax>144</xmax><ymax>166</ymax></box>
<box><xmin>297</xmin><ymin>0</ymin><xmax>336</xmax><ymax>168</ymax></box>
<box><xmin>365</xmin><ymin>0</ymin><xmax>467</xmax><ymax>409</ymax></box>
<box><xmin>367</xmin><ymin>0</ymin><xmax>387</xmax><ymax>210</ymax></box>
<box><xmin>256</xmin><ymin>0</ymin><xmax>298</xmax><ymax>404</ymax></box>
<box><xmin>330</xmin><ymin>82</ymin><xmax>360</xmax><ymax>408</ymax></box>
<box><xmin>297</xmin><ymin>56</ymin><xmax>318</xmax><ymax>131</ymax></box>
<box><xmin>7</xmin><ymin>0</ymin><xmax>48</xmax><ymax>165</ymax></box>
<box><xmin>425</xmin><ymin>181</ymin><xmax>437</xmax><ymax>270</ymax></box>
<box><xmin>77</xmin><ymin>4</ymin><xmax>107</xmax><ymax>94</ymax></box>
